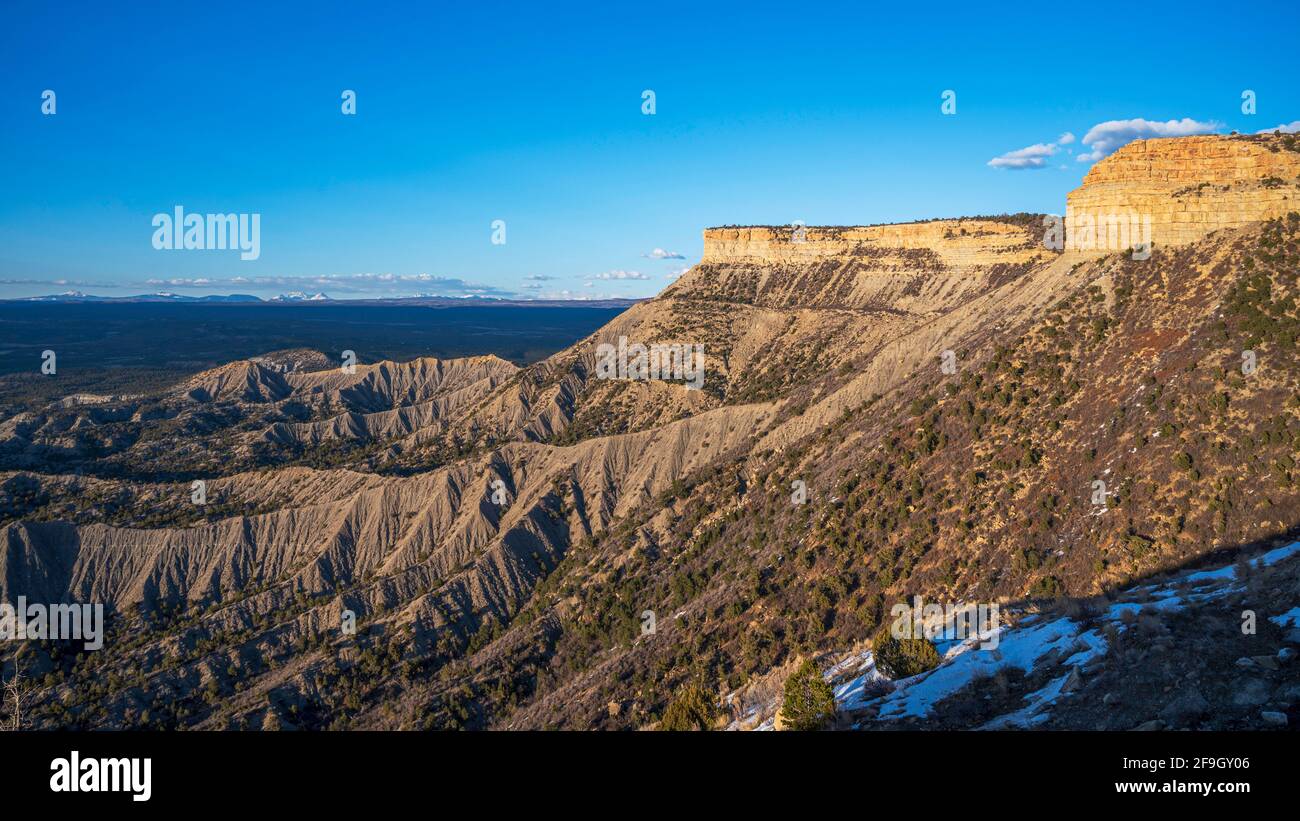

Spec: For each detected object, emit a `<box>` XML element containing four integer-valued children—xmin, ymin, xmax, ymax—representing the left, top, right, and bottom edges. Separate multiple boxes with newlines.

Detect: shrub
<box><xmin>1126</xmin><ymin>534</ymin><xmax>1154</xmax><ymax>557</ymax></box>
<box><xmin>872</xmin><ymin>628</ymin><xmax>941</xmax><ymax>679</ymax></box>
<box><xmin>779</xmin><ymin>659</ymin><xmax>836</xmax><ymax>730</ymax></box>
<box><xmin>1029</xmin><ymin>575</ymin><xmax>1065</xmax><ymax>599</ymax></box>
<box><xmin>658</xmin><ymin>682</ymin><xmax>717</xmax><ymax>731</ymax></box>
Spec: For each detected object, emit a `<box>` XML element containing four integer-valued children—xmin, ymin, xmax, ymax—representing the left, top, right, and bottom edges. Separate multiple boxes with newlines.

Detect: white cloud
<box><xmin>524</xmin><ymin>274</ymin><xmax>557</xmax><ymax>281</ymax></box>
<box><xmin>642</xmin><ymin>248</ymin><xmax>685</xmax><ymax>260</ymax></box>
<box><xmin>0</xmin><ymin>277</ymin><xmax>98</xmax><ymax>287</ymax></box>
<box><xmin>42</xmin><ymin>272</ymin><xmax>517</xmax><ymax>298</ymax></box>
<box><xmin>665</xmin><ymin>267</ymin><xmax>688</xmax><ymax>280</ymax></box>
<box><xmin>1076</xmin><ymin>117</ymin><xmax>1220</xmax><ymax>163</ymax></box>
<box><xmin>1257</xmin><ymin>121</ymin><xmax>1300</xmax><ymax>134</ymax></box>
<box><xmin>591</xmin><ymin>270</ymin><xmax>649</xmax><ymax>280</ymax></box>
<box><xmin>989</xmin><ymin>129</ymin><xmax>1090</xmax><ymax>169</ymax></box>
<box><xmin>526</xmin><ymin>289</ymin><xmax>626</xmax><ymax>301</ymax></box>
<box><xmin>988</xmin><ymin>142</ymin><xmax>1058</xmax><ymax>170</ymax></box>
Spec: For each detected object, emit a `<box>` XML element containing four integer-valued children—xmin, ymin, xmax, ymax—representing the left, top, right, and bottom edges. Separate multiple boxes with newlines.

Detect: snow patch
<box><xmin>982</xmin><ymin>672</ymin><xmax>1072</xmax><ymax>729</ymax></box>
<box><xmin>1269</xmin><ymin>607</ymin><xmax>1300</xmax><ymax>628</ymax></box>
<box><xmin>876</xmin><ymin>618</ymin><xmax>1096</xmax><ymax>720</ymax></box>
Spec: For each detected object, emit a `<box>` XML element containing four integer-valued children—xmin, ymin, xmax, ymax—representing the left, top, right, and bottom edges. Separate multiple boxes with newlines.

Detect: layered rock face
<box><xmin>680</xmin><ymin>218</ymin><xmax>1050</xmax><ymax>312</ymax></box>
<box><xmin>1066</xmin><ymin>134</ymin><xmax>1300</xmax><ymax>250</ymax></box>
<box><xmin>699</xmin><ymin>220</ymin><xmax>1041</xmax><ymax>266</ymax></box>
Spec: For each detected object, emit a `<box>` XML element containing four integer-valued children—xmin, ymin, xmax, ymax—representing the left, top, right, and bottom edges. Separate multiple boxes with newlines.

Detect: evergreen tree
<box><xmin>780</xmin><ymin>659</ymin><xmax>836</xmax><ymax>730</ymax></box>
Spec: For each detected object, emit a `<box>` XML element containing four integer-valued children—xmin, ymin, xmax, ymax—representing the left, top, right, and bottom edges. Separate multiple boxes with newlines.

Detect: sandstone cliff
<box><xmin>1066</xmin><ymin>133</ymin><xmax>1300</xmax><ymax>250</ymax></box>
<box><xmin>679</xmin><ymin>217</ymin><xmax>1050</xmax><ymax>313</ymax></box>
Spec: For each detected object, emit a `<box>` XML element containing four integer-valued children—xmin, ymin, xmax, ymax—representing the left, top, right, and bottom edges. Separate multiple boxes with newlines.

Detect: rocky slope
<box><xmin>2</xmin><ymin>133</ymin><xmax>1298</xmax><ymax>731</ymax></box>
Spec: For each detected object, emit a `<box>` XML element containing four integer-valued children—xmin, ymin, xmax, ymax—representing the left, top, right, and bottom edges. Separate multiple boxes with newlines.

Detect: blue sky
<box><xmin>1</xmin><ymin>0</ymin><xmax>1297</xmax><ymax>300</ymax></box>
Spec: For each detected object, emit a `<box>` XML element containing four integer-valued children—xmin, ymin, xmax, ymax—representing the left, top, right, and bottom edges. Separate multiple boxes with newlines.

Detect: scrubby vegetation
<box><xmin>658</xmin><ymin>682</ymin><xmax>718</xmax><ymax>731</ymax></box>
<box><xmin>871</xmin><ymin>629</ymin><xmax>941</xmax><ymax>679</ymax></box>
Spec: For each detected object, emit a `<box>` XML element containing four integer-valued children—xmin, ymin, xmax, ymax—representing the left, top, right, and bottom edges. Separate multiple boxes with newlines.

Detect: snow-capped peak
<box><xmin>271</xmin><ymin>291</ymin><xmax>331</xmax><ymax>302</ymax></box>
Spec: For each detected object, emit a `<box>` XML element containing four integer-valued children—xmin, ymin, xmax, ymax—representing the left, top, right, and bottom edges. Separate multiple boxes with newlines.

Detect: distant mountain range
<box><xmin>14</xmin><ymin>290</ymin><xmax>264</xmax><ymax>303</ymax></box>
<box><xmin>5</xmin><ymin>290</ymin><xmax>642</xmax><ymax>308</ymax></box>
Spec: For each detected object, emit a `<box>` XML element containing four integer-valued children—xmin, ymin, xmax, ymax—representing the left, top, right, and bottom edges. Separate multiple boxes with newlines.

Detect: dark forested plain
<box><xmin>0</xmin><ymin>301</ymin><xmax>630</xmax><ymax>411</ymax></box>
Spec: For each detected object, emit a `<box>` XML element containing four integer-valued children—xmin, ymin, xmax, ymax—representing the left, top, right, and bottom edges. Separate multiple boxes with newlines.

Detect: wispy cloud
<box><xmin>0</xmin><ymin>277</ymin><xmax>100</xmax><ymax>287</ymax></box>
<box><xmin>1057</xmin><ymin>131</ymin><xmax>1075</xmax><ymax>145</ymax></box>
<box><xmin>590</xmin><ymin>270</ymin><xmax>649</xmax><ymax>280</ymax></box>
<box><xmin>988</xmin><ymin>142</ymin><xmax>1059</xmax><ymax>170</ymax></box>
<box><xmin>523</xmin><ymin>273</ymin><xmax>557</xmax><ymax>281</ymax></box>
<box><xmin>526</xmin><ymin>288</ymin><xmax>626</xmax><ymax>301</ymax></box>
<box><xmin>5</xmin><ymin>273</ymin><xmax>517</xmax><ymax>298</ymax></box>
<box><xmin>1257</xmin><ymin>121</ymin><xmax>1300</xmax><ymax>134</ymax></box>
<box><xmin>642</xmin><ymin>248</ymin><xmax>685</xmax><ymax>260</ymax></box>
<box><xmin>1076</xmin><ymin>117</ymin><xmax>1220</xmax><ymax>163</ymax></box>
